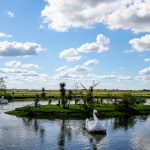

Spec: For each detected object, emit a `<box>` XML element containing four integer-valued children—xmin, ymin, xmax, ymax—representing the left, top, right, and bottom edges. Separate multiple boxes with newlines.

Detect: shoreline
<box><xmin>6</xmin><ymin>104</ymin><xmax>150</xmax><ymax>119</ymax></box>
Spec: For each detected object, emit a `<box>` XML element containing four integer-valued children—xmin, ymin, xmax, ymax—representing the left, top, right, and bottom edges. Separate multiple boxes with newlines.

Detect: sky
<box><xmin>0</xmin><ymin>0</ymin><xmax>150</xmax><ymax>90</ymax></box>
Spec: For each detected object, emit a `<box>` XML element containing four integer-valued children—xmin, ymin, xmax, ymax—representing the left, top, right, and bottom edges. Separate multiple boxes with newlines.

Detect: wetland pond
<box><xmin>0</xmin><ymin>101</ymin><xmax>150</xmax><ymax>150</ymax></box>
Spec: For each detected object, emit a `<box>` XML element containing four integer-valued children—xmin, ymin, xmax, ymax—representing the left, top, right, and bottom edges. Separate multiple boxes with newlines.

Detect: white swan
<box><xmin>85</xmin><ymin>110</ymin><xmax>106</xmax><ymax>133</ymax></box>
<box><xmin>0</xmin><ymin>96</ymin><xmax>8</xmax><ymax>104</ymax></box>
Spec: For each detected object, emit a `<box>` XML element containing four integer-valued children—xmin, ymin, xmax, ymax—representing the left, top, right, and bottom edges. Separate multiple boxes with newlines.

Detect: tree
<box><xmin>59</xmin><ymin>83</ymin><xmax>66</xmax><ymax>108</ymax></box>
<box><xmin>67</xmin><ymin>90</ymin><xmax>73</xmax><ymax>108</ymax></box>
<box><xmin>81</xmin><ymin>81</ymin><xmax>100</xmax><ymax>104</ymax></box>
<box><xmin>34</xmin><ymin>94</ymin><xmax>40</xmax><ymax>107</ymax></box>
<box><xmin>41</xmin><ymin>87</ymin><xmax>46</xmax><ymax>99</ymax></box>
<box><xmin>0</xmin><ymin>77</ymin><xmax>6</xmax><ymax>93</ymax></box>
<box><xmin>80</xmin><ymin>81</ymin><xmax>100</xmax><ymax>118</ymax></box>
<box><xmin>114</xmin><ymin>93</ymin><xmax>136</xmax><ymax>112</ymax></box>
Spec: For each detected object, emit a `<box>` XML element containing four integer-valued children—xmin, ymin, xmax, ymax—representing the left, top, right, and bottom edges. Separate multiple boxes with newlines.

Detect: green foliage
<box><xmin>66</xmin><ymin>90</ymin><xmax>73</xmax><ymax>108</ymax></box>
<box><xmin>114</xmin><ymin>93</ymin><xmax>136</xmax><ymax>112</ymax></box>
<box><xmin>59</xmin><ymin>83</ymin><xmax>66</xmax><ymax>108</ymax></box>
<box><xmin>135</xmin><ymin>96</ymin><xmax>146</xmax><ymax>104</ymax></box>
<box><xmin>34</xmin><ymin>94</ymin><xmax>40</xmax><ymax>107</ymax></box>
<box><xmin>41</xmin><ymin>87</ymin><xmax>46</xmax><ymax>99</ymax></box>
<box><xmin>80</xmin><ymin>103</ymin><xmax>95</xmax><ymax>118</ymax></box>
<box><xmin>3</xmin><ymin>93</ymin><xmax>12</xmax><ymax>101</ymax></box>
<box><xmin>7</xmin><ymin>104</ymin><xmax>150</xmax><ymax>119</ymax></box>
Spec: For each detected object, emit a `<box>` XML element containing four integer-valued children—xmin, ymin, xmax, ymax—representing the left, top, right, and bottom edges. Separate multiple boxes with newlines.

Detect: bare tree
<box><xmin>80</xmin><ymin>81</ymin><xmax>100</xmax><ymax>103</ymax></box>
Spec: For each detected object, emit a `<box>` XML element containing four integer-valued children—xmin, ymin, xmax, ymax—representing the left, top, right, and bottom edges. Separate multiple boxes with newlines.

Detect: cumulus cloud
<box><xmin>1</xmin><ymin>60</ymin><xmax>51</xmax><ymax>89</ymax></box>
<box><xmin>129</xmin><ymin>34</ymin><xmax>150</xmax><ymax>52</ymax></box>
<box><xmin>56</xmin><ymin>65</ymin><xmax>88</xmax><ymax>75</ymax></box>
<box><xmin>4</xmin><ymin>61</ymin><xmax>39</xmax><ymax>70</ymax></box>
<box><xmin>41</xmin><ymin>0</ymin><xmax>150</xmax><ymax>33</ymax></box>
<box><xmin>59</xmin><ymin>48</ymin><xmax>81</xmax><ymax>62</ymax></box>
<box><xmin>139</xmin><ymin>66</ymin><xmax>150</xmax><ymax>76</ymax></box>
<box><xmin>144</xmin><ymin>58</ymin><xmax>150</xmax><ymax>62</ymax></box>
<box><xmin>59</xmin><ymin>34</ymin><xmax>109</xmax><ymax>61</ymax></box>
<box><xmin>55</xmin><ymin>59</ymin><xmax>99</xmax><ymax>79</ymax></box>
<box><xmin>83</xmin><ymin>59</ymin><xmax>99</xmax><ymax>67</ymax></box>
<box><xmin>136</xmin><ymin>66</ymin><xmax>150</xmax><ymax>80</ymax></box>
<box><xmin>0</xmin><ymin>32</ymin><xmax>12</xmax><ymax>38</ymax></box>
<box><xmin>106</xmin><ymin>0</ymin><xmax>150</xmax><ymax>33</ymax></box>
<box><xmin>55</xmin><ymin>59</ymin><xmax>102</xmax><ymax>80</ymax></box>
<box><xmin>0</xmin><ymin>41</ymin><xmax>43</xmax><ymax>57</ymax></box>
<box><xmin>6</xmin><ymin>10</ymin><xmax>15</xmax><ymax>18</ymax></box>
<box><xmin>4</xmin><ymin>61</ymin><xmax>21</xmax><ymax>67</ymax></box>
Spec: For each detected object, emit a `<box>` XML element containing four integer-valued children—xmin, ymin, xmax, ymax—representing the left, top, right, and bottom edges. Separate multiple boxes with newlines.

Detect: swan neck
<box><xmin>93</xmin><ymin>112</ymin><xmax>98</xmax><ymax>121</ymax></box>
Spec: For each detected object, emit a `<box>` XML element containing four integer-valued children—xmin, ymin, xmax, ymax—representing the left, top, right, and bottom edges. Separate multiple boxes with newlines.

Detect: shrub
<box><xmin>114</xmin><ymin>93</ymin><xmax>136</xmax><ymax>112</ymax></box>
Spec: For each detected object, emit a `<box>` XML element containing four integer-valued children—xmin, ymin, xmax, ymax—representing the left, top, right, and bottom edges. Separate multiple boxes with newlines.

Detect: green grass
<box><xmin>6</xmin><ymin>104</ymin><xmax>150</xmax><ymax>119</ymax></box>
<box><xmin>1</xmin><ymin>89</ymin><xmax>150</xmax><ymax>101</ymax></box>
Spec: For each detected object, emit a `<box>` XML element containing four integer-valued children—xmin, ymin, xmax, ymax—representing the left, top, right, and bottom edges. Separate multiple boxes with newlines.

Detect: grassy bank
<box><xmin>6</xmin><ymin>104</ymin><xmax>150</xmax><ymax>119</ymax></box>
<box><xmin>1</xmin><ymin>89</ymin><xmax>150</xmax><ymax>101</ymax></box>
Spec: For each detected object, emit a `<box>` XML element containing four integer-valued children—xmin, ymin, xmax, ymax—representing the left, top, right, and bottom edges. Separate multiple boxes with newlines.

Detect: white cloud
<box><xmin>139</xmin><ymin>66</ymin><xmax>150</xmax><ymax>76</ymax></box>
<box><xmin>1</xmin><ymin>60</ymin><xmax>51</xmax><ymax>89</ymax></box>
<box><xmin>41</xmin><ymin>0</ymin><xmax>126</xmax><ymax>32</ymax></box>
<box><xmin>129</xmin><ymin>34</ymin><xmax>150</xmax><ymax>52</ymax></box>
<box><xmin>144</xmin><ymin>58</ymin><xmax>150</xmax><ymax>62</ymax></box>
<box><xmin>74</xmin><ymin>65</ymin><xmax>88</xmax><ymax>72</ymax></box>
<box><xmin>0</xmin><ymin>32</ymin><xmax>12</xmax><ymax>38</ymax></box>
<box><xmin>83</xmin><ymin>59</ymin><xmax>99</xmax><ymax>67</ymax></box>
<box><xmin>87</xmin><ymin>74</ymin><xmax>132</xmax><ymax>81</ymax></box>
<box><xmin>0</xmin><ymin>41</ymin><xmax>43</xmax><ymax>57</ymax></box>
<box><xmin>136</xmin><ymin>66</ymin><xmax>150</xmax><ymax>81</ymax></box>
<box><xmin>41</xmin><ymin>0</ymin><xmax>150</xmax><ymax>33</ymax></box>
<box><xmin>6</xmin><ymin>10</ymin><xmax>15</xmax><ymax>18</ymax></box>
<box><xmin>54</xmin><ymin>59</ymin><xmax>132</xmax><ymax>83</ymax></box>
<box><xmin>106</xmin><ymin>0</ymin><xmax>150</xmax><ymax>33</ymax></box>
<box><xmin>55</xmin><ymin>66</ymin><xmax>69</xmax><ymax>72</ymax></box>
<box><xmin>59</xmin><ymin>48</ymin><xmax>81</xmax><ymax>62</ymax></box>
<box><xmin>4</xmin><ymin>61</ymin><xmax>21</xmax><ymax>67</ymax></box>
<box><xmin>21</xmin><ymin>64</ymin><xmax>39</xmax><ymax>69</ymax></box>
<box><xmin>55</xmin><ymin>60</ymin><xmax>97</xmax><ymax>79</ymax></box>
<box><xmin>78</xmin><ymin>42</ymin><xmax>108</xmax><ymax>53</ymax></box>
<box><xmin>4</xmin><ymin>61</ymin><xmax>39</xmax><ymax>70</ymax></box>
<box><xmin>55</xmin><ymin>64</ymin><xmax>88</xmax><ymax>75</ymax></box>
<box><xmin>59</xmin><ymin>34</ymin><xmax>109</xmax><ymax>61</ymax></box>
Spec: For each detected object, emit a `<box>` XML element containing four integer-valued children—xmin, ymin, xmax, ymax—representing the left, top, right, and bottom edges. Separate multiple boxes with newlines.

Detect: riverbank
<box><xmin>6</xmin><ymin>104</ymin><xmax>150</xmax><ymax>119</ymax></box>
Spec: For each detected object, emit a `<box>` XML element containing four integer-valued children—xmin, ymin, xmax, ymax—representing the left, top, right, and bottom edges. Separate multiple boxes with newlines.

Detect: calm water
<box><xmin>0</xmin><ymin>102</ymin><xmax>150</xmax><ymax>150</ymax></box>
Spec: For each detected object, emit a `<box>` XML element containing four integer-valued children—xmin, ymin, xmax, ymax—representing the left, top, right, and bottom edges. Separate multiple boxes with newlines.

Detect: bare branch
<box><xmin>92</xmin><ymin>81</ymin><xmax>100</xmax><ymax>88</ymax></box>
<box><xmin>80</xmin><ymin>83</ymin><xmax>89</xmax><ymax>94</ymax></box>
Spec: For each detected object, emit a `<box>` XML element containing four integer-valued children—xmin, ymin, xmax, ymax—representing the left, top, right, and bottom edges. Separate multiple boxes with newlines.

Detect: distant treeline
<box><xmin>0</xmin><ymin>89</ymin><xmax>150</xmax><ymax>101</ymax></box>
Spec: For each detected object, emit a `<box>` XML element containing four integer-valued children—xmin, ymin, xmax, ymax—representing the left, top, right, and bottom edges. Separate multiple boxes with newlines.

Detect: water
<box><xmin>0</xmin><ymin>102</ymin><xmax>150</xmax><ymax>150</ymax></box>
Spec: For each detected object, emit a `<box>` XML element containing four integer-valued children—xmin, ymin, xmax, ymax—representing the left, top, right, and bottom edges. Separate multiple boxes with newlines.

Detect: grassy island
<box><xmin>6</xmin><ymin>104</ymin><xmax>150</xmax><ymax>119</ymax></box>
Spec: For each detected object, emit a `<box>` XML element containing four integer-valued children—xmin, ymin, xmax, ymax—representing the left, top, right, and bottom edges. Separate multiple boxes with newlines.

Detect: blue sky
<box><xmin>0</xmin><ymin>0</ymin><xmax>150</xmax><ymax>90</ymax></box>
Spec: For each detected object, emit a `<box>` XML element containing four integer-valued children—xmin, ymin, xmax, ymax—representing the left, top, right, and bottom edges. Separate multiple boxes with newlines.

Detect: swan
<box><xmin>85</xmin><ymin>110</ymin><xmax>106</xmax><ymax>133</ymax></box>
<box><xmin>0</xmin><ymin>96</ymin><xmax>8</xmax><ymax>104</ymax></box>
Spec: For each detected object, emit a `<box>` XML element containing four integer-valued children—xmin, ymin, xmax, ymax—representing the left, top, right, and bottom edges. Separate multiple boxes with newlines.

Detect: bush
<box><xmin>114</xmin><ymin>93</ymin><xmax>136</xmax><ymax>112</ymax></box>
<box><xmin>80</xmin><ymin>103</ymin><xmax>95</xmax><ymax>118</ymax></box>
<box><xmin>135</xmin><ymin>96</ymin><xmax>146</xmax><ymax>104</ymax></box>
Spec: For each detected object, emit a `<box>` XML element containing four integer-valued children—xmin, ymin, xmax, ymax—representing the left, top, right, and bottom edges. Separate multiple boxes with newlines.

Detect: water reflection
<box><xmin>85</xmin><ymin>132</ymin><xmax>106</xmax><ymax>150</ymax></box>
<box><xmin>112</xmin><ymin>115</ymin><xmax>149</xmax><ymax>131</ymax></box>
<box><xmin>0</xmin><ymin>102</ymin><xmax>150</xmax><ymax>150</ymax></box>
<box><xmin>22</xmin><ymin>118</ymin><xmax>45</xmax><ymax>143</ymax></box>
<box><xmin>113</xmin><ymin>116</ymin><xmax>136</xmax><ymax>131</ymax></box>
